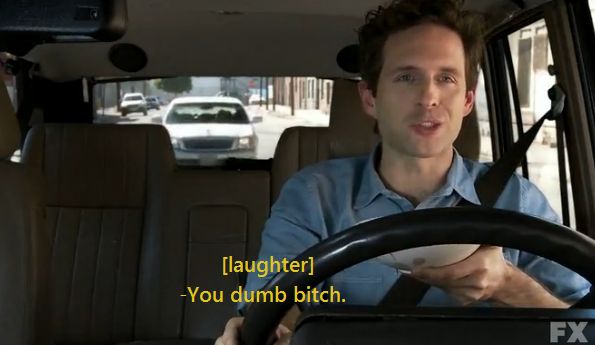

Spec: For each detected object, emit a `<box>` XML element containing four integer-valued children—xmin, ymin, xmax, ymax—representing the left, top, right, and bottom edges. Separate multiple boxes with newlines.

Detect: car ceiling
<box><xmin>23</xmin><ymin>0</ymin><xmax>549</xmax><ymax>81</ymax></box>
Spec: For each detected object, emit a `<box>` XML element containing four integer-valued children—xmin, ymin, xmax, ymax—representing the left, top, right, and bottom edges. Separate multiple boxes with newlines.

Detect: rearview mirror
<box><xmin>0</xmin><ymin>0</ymin><xmax>127</xmax><ymax>55</ymax></box>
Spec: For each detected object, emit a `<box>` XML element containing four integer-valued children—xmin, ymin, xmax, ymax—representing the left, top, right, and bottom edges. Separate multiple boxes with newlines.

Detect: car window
<box><xmin>165</xmin><ymin>103</ymin><xmax>250</xmax><ymax>124</ymax></box>
<box><xmin>476</xmin><ymin>69</ymin><xmax>492</xmax><ymax>162</ymax></box>
<box><xmin>1</xmin><ymin>52</ymin><xmax>20</xmax><ymax>162</ymax></box>
<box><xmin>93</xmin><ymin>76</ymin><xmax>332</xmax><ymax>165</ymax></box>
<box><xmin>0</xmin><ymin>53</ymin><xmax>17</xmax><ymax>110</ymax></box>
<box><xmin>506</xmin><ymin>19</ymin><xmax>575</xmax><ymax>227</ymax></box>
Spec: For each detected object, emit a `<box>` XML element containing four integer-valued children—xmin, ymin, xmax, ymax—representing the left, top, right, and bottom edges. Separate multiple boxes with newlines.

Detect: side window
<box><xmin>1</xmin><ymin>52</ymin><xmax>20</xmax><ymax>162</ymax></box>
<box><xmin>507</xmin><ymin>19</ymin><xmax>575</xmax><ymax>227</ymax></box>
<box><xmin>475</xmin><ymin>69</ymin><xmax>493</xmax><ymax>162</ymax></box>
<box><xmin>0</xmin><ymin>53</ymin><xmax>17</xmax><ymax>109</ymax></box>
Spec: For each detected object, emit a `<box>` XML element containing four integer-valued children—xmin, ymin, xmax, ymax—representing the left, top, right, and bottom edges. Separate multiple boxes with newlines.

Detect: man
<box><xmin>216</xmin><ymin>0</ymin><xmax>591</xmax><ymax>344</ymax></box>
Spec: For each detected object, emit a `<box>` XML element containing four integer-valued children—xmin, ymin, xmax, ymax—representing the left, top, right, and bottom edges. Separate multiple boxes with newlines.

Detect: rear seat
<box><xmin>271</xmin><ymin>79</ymin><xmax>481</xmax><ymax>200</ymax></box>
<box><xmin>22</xmin><ymin>125</ymin><xmax>170</xmax><ymax>344</ymax></box>
<box><xmin>21</xmin><ymin>124</ymin><xmax>269</xmax><ymax>344</ymax></box>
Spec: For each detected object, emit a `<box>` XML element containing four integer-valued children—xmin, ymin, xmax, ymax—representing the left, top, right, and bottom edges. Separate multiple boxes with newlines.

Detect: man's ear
<box><xmin>462</xmin><ymin>89</ymin><xmax>475</xmax><ymax>117</ymax></box>
<box><xmin>357</xmin><ymin>80</ymin><xmax>377</xmax><ymax>119</ymax></box>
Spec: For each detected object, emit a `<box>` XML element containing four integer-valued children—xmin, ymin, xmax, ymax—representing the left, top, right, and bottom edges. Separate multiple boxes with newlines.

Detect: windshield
<box><xmin>124</xmin><ymin>95</ymin><xmax>143</xmax><ymax>101</ymax></box>
<box><xmin>165</xmin><ymin>102</ymin><xmax>250</xmax><ymax>124</ymax></box>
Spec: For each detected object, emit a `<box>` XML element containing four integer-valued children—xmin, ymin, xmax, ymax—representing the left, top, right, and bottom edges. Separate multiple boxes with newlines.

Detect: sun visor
<box><xmin>0</xmin><ymin>0</ymin><xmax>127</xmax><ymax>55</ymax></box>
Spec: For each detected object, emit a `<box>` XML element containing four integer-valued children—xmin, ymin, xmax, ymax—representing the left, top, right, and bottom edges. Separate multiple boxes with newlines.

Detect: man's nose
<box><xmin>417</xmin><ymin>81</ymin><xmax>439</xmax><ymax>108</ymax></box>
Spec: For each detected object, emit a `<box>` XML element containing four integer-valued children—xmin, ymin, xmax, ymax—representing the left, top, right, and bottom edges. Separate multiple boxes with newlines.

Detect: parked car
<box><xmin>119</xmin><ymin>93</ymin><xmax>147</xmax><ymax>116</ymax></box>
<box><xmin>248</xmin><ymin>93</ymin><xmax>264</xmax><ymax>105</ymax></box>
<box><xmin>162</xmin><ymin>96</ymin><xmax>258</xmax><ymax>165</ymax></box>
<box><xmin>145</xmin><ymin>96</ymin><xmax>161</xmax><ymax>110</ymax></box>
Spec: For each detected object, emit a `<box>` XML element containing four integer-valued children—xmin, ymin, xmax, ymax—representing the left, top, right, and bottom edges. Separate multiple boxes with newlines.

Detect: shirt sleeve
<box><xmin>237</xmin><ymin>172</ymin><xmax>324</xmax><ymax>314</ymax></box>
<box><xmin>515</xmin><ymin>179</ymin><xmax>591</xmax><ymax>304</ymax></box>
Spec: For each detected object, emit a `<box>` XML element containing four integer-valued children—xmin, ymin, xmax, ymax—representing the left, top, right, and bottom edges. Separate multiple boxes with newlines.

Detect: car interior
<box><xmin>2</xmin><ymin>0</ymin><xmax>595</xmax><ymax>344</ymax></box>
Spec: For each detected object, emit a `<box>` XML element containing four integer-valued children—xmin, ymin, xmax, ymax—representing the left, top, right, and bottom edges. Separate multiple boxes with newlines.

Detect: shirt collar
<box><xmin>354</xmin><ymin>146</ymin><xmax>481</xmax><ymax>210</ymax></box>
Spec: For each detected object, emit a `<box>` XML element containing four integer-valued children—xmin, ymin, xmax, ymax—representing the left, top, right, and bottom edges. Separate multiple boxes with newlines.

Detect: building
<box><xmin>272</xmin><ymin>77</ymin><xmax>333</xmax><ymax>114</ymax></box>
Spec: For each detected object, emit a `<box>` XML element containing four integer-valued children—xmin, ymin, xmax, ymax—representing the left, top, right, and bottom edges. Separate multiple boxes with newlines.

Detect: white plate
<box><xmin>376</xmin><ymin>244</ymin><xmax>480</xmax><ymax>271</ymax></box>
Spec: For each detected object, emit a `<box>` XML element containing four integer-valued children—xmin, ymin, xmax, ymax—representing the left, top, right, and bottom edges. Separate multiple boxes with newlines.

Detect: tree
<box><xmin>154</xmin><ymin>77</ymin><xmax>192</xmax><ymax>96</ymax></box>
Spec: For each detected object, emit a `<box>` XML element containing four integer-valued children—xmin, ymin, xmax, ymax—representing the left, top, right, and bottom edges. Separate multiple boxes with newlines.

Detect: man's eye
<box><xmin>439</xmin><ymin>75</ymin><xmax>456</xmax><ymax>83</ymax></box>
<box><xmin>395</xmin><ymin>74</ymin><xmax>414</xmax><ymax>82</ymax></box>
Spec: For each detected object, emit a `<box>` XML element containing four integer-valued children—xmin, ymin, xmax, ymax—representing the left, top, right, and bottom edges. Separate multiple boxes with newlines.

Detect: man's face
<box><xmin>359</xmin><ymin>23</ymin><xmax>475</xmax><ymax>159</ymax></box>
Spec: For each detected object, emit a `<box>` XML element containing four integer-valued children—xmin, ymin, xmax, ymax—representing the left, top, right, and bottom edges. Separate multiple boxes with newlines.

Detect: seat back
<box><xmin>22</xmin><ymin>122</ymin><xmax>271</xmax><ymax>343</ymax></box>
<box><xmin>135</xmin><ymin>169</ymin><xmax>270</xmax><ymax>340</ymax></box>
<box><xmin>22</xmin><ymin>124</ymin><xmax>174</xmax><ymax>344</ymax></box>
<box><xmin>0</xmin><ymin>79</ymin><xmax>49</xmax><ymax>345</ymax></box>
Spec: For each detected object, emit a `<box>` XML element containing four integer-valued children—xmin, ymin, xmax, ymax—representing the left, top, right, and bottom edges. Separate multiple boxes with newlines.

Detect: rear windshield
<box><xmin>165</xmin><ymin>102</ymin><xmax>250</xmax><ymax>124</ymax></box>
<box><xmin>124</xmin><ymin>95</ymin><xmax>143</xmax><ymax>101</ymax></box>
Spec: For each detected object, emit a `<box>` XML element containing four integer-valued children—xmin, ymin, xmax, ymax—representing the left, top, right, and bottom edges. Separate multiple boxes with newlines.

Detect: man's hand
<box><xmin>410</xmin><ymin>246</ymin><xmax>569</xmax><ymax>308</ymax></box>
<box><xmin>410</xmin><ymin>245</ymin><xmax>511</xmax><ymax>305</ymax></box>
<box><xmin>214</xmin><ymin>316</ymin><xmax>292</xmax><ymax>345</ymax></box>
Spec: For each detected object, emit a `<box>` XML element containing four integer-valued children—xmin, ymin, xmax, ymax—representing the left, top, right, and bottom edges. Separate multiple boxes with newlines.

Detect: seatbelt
<box><xmin>379</xmin><ymin>84</ymin><xmax>566</xmax><ymax>307</ymax></box>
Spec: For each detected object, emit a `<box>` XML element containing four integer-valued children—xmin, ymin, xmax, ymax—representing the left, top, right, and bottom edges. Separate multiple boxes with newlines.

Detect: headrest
<box><xmin>329</xmin><ymin>79</ymin><xmax>378</xmax><ymax>158</ymax></box>
<box><xmin>0</xmin><ymin>77</ymin><xmax>20</xmax><ymax>159</ymax></box>
<box><xmin>271</xmin><ymin>126</ymin><xmax>330</xmax><ymax>201</ymax></box>
<box><xmin>21</xmin><ymin>124</ymin><xmax>176</xmax><ymax>208</ymax></box>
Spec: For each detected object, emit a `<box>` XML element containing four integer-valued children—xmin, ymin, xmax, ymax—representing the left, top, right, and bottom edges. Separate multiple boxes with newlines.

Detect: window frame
<box><xmin>482</xmin><ymin>0</ymin><xmax>595</xmax><ymax>235</ymax></box>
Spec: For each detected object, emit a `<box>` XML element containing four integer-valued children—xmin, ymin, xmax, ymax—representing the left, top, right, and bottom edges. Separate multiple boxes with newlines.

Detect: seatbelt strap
<box><xmin>380</xmin><ymin>273</ymin><xmax>431</xmax><ymax>307</ymax></box>
<box><xmin>379</xmin><ymin>84</ymin><xmax>566</xmax><ymax>307</ymax></box>
<box><xmin>474</xmin><ymin>84</ymin><xmax>565</xmax><ymax>207</ymax></box>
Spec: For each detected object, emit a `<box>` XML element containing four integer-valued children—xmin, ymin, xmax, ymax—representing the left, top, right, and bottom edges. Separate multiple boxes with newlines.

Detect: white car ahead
<box><xmin>120</xmin><ymin>93</ymin><xmax>148</xmax><ymax>116</ymax></box>
<box><xmin>163</xmin><ymin>96</ymin><xmax>258</xmax><ymax>165</ymax></box>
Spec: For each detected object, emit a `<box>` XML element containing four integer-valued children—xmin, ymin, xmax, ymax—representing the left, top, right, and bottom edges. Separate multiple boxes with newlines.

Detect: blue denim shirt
<box><xmin>241</xmin><ymin>149</ymin><xmax>591</xmax><ymax>311</ymax></box>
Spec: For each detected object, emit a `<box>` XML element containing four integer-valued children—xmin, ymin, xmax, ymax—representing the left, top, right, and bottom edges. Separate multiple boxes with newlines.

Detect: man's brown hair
<box><xmin>358</xmin><ymin>0</ymin><xmax>485</xmax><ymax>95</ymax></box>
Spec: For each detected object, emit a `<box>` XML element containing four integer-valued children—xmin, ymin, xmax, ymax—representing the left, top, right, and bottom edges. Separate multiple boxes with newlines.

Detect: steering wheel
<box><xmin>239</xmin><ymin>207</ymin><xmax>595</xmax><ymax>345</ymax></box>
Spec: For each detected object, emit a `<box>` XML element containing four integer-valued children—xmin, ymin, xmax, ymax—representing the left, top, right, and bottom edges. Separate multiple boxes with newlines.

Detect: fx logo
<box><xmin>550</xmin><ymin>322</ymin><xmax>588</xmax><ymax>343</ymax></box>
